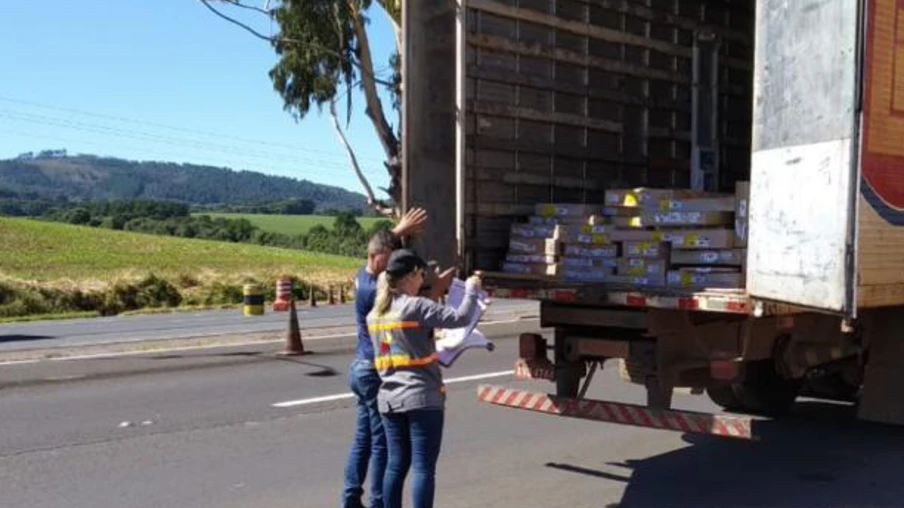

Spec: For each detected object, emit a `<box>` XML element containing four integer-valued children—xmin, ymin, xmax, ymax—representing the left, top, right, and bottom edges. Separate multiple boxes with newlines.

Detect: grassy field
<box><xmin>195</xmin><ymin>213</ymin><xmax>385</xmax><ymax>236</ymax></box>
<box><xmin>0</xmin><ymin>218</ymin><xmax>360</xmax><ymax>288</ymax></box>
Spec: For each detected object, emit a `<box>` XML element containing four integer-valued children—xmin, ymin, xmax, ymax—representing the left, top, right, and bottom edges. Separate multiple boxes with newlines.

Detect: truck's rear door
<box><xmin>746</xmin><ymin>0</ymin><xmax>862</xmax><ymax>315</ymax></box>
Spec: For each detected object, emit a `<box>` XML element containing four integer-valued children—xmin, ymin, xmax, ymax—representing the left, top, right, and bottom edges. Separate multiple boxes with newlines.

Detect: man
<box><xmin>342</xmin><ymin>208</ymin><xmax>453</xmax><ymax>508</ymax></box>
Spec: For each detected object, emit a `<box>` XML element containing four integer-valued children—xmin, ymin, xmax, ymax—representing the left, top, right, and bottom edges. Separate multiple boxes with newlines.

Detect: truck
<box><xmin>401</xmin><ymin>0</ymin><xmax>904</xmax><ymax>439</ymax></box>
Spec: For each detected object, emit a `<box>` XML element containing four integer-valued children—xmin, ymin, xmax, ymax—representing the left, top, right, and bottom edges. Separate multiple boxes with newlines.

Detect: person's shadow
<box><xmin>548</xmin><ymin>401</ymin><xmax>904</xmax><ymax>508</ymax></box>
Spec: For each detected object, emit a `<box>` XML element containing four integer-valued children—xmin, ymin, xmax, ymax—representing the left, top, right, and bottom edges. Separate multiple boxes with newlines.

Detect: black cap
<box><xmin>385</xmin><ymin>249</ymin><xmax>427</xmax><ymax>278</ymax></box>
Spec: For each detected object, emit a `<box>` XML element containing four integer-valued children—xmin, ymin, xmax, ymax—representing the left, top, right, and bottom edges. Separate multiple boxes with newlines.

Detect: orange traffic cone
<box><xmin>280</xmin><ymin>300</ymin><xmax>309</xmax><ymax>356</ymax></box>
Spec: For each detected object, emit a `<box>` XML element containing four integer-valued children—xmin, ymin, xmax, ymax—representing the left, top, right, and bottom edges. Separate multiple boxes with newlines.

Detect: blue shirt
<box><xmin>354</xmin><ymin>266</ymin><xmax>378</xmax><ymax>362</ymax></box>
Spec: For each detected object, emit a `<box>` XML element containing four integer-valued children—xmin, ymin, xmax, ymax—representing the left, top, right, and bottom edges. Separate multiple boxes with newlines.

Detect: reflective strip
<box><xmin>368</xmin><ymin>321</ymin><xmax>420</xmax><ymax>333</ymax></box>
<box><xmin>375</xmin><ymin>353</ymin><xmax>439</xmax><ymax>370</ymax></box>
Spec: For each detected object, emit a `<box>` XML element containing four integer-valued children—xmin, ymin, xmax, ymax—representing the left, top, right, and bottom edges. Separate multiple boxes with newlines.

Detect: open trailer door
<box><xmin>747</xmin><ymin>0</ymin><xmax>863</xmax><ymax>315</ymax></box>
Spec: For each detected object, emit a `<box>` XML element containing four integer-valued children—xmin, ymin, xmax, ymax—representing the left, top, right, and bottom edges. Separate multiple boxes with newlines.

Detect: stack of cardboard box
<box><xmin>502</xmin><ymin>203</ymin><xmax>616</xmax><ymax>282</ymax></box>
<box><xmin>501</xmin><ymin>184</ymin><xmax>751</xmax><ymax>290</ymax></box>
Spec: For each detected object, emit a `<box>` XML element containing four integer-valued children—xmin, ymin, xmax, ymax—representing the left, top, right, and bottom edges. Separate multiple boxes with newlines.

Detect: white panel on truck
<box><xmin>747</xmin><ymin>0</ymin><xmax>861</xmax><ymax>314</ymax></box>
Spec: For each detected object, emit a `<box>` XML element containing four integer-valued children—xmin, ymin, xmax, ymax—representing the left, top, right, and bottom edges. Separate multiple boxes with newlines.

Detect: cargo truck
<box><xmin>401</xmin><ymin>0</ymin><xmax>904</xmax><ymax>438</ymax></box>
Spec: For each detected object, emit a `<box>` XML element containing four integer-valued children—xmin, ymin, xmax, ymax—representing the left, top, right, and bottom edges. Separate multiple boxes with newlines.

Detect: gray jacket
<box><xmin>367</xmin><ymin>287</ymin><xmax>478</xmax><ymax>413</ymax></box>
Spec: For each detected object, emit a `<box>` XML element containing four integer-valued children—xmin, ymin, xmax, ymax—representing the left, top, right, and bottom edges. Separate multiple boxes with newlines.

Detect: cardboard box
<box><xmin>651</xmin><ymin>196</ymin><xmax>735</xmax><ymax>213</ymax></box>
<box><xmin>510</xmin><ymin>223</ymin><xmax>558</xmax><ymax>239</ymax></box>
<box><xmin>528</xmin><ymin>216</ymin><xmax>563</xmax><ymax>226</ymax></box>
<box><xmin>561</xmin><ymin>257</ymin><xmax>619</xmax><ymax>270</ymax></box>
<box><xmin>613</xmin><ymin>211</ymin><xmax>733</xmax><ymax>228</ymax></box>
<box><xmin>667</xmin><ymin>270</ymin><xmax>745</xmax><ymax>289</ymax></box>
<box><xmin>677</xmin><ymin>267</ymin><xmax>741</xmax><ymax>274</ymax></box>
<box><xmin>562</xmin><ymin>244</ymin><xmax>618</xmax><ymax>258</ymax></box>
<box><xmin>535</xmin><ymin>203</ymin><xmax>603</xmax><ymax>219</ymax></box>
<box><xmin>508</xmin><ymin>238</ymin><xmax>560</xmax><ymax>255</ymax></box>
<box><xmin>506</xmin><ymin>253</ymin><xmax>557</xmax><ymax>264</ymax></box>
<box><xmin>605</xmin><ymin>188</ymin><xmax>709</xmax><ymax>208</ymax></box>
<box><xmin>607</xmin><ymin>273</ymin><xmax>667</xmax><ymax>287</ymax></box>
<box><xmin>623</xmin><ymin>241</ymin><xmax>670</xmax><ymax>259</ymax></box>
<box><xmin>573</xmin><ymin>233</ymin><xmax>614</xmax><ymax>245</ymax></box>
<box><xmin>502</xmin><ymin>262</ymin><xmax>558</xmax><ymax>276</ymax></box>
<box><xmin>610</xmin><ymin>229</ymin><xmax>735</xmax><ymax>249</ymax></box>
<box><xmin>616</xmin><ymin>258</ymin><xmax>667</xmax><ymax>276</ymax></box>
<box><xmin>735</xmin><ymin>182</ymin><xmax>750</xmax><ymax>248</ymax></box>
<box><xmin>670</xmin><ymin>249</ymin><xmax>746</xmax><ymax>266</ymax></box>
<box><xmin>511</xmin><ymin>223</ymin><xmax>613</xmax><ymax>241</ymax></box>
<box><xmin>560</xmin><ymin>267</ymin><xmax>613</xmax><ymax>282</ymax></box>
<box><xmin>594</xmin><ymin>207</ymin><xmax>640</xmax><ymax>218</ymax></box>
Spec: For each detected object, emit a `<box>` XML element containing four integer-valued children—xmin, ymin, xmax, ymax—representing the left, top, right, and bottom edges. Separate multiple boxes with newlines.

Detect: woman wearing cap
<box><xmin>367</xmin><ymin>249</ymin><xmax>481</xmax><ymax>508</ymax></box>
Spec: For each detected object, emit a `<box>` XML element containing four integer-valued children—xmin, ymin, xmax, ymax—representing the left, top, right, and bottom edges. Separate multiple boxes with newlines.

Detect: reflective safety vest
<box><xmin>368</xmin><ymin>314</ymin><xmax>438</xmax><ymax>371</ymax></box>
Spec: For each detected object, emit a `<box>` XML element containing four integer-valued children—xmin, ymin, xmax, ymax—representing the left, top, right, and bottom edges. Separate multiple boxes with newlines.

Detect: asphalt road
<box><xmin>0</xmin><ymin>299</ymin><xmax>537</xmax><ymax>353</ymax></box>
<box><xmin>1</xmin><ymin>324</ymin><xmax>903</xmax><ymax>508</ymax></box>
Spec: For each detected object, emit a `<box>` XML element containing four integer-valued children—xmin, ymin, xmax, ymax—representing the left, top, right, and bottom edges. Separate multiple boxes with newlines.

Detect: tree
<box><xmin>200</xmin><ymin>0</ymin><xmax>402</xmax><ymax>216</ymax></box>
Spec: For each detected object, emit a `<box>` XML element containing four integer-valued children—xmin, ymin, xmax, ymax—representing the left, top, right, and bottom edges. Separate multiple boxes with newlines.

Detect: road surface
<box><xmin>0</xmin><ymin>299</ymin><xmax>537</xmax><ymax>353</ymax></box>
<box><xmin>0</xmin><ymin>323</ymin><xmax>902</xmax><ymax>507</ymax></box>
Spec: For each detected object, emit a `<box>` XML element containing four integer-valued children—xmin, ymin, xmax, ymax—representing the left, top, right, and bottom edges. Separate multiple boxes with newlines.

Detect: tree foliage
<box><xmin>0</xmin><ymin>154</ymin><xmax>366</xmax><ymax>212</ymax></box>
<box><xmin>203</xmin><ymin>0</ymin><xmax>402</xmax><ymax>215</ymax></box>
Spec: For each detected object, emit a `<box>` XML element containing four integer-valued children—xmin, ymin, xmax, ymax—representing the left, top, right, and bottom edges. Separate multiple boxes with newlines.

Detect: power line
<box><xmin>0</xmin><ymin>95</ymin><xmax>388</xmax><ymax>166</ymax></box>
<box><xmin>0</xmin><ymin>109</ymin><xmax>386</xmax><ymax>178</ymax></box>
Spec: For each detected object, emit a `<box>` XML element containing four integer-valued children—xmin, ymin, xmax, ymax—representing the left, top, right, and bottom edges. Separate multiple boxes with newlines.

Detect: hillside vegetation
<box><xmin>0</xmin><ymin>152</ymin><xmax>367</xmax><ymax>212</ymax></box>
<box><xmin>198</xmin><ymin>213</ymin><xmax>384</xmax><ymax>236</ymax></box>
<box><xmin>0</xmin><ymin>218</ymin><xmax>361</xmax><ymax>318</ymax></box>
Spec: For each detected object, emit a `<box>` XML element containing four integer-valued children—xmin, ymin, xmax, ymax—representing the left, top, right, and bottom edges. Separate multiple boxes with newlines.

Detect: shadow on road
<box><xmin>0</xmin><ymin>334</ymin><xmax>54</xmax><ymax>343</ymax></box>
<box><xmin>561</xmin><ymin>401</ymin><xmax>904</xmax><ymax>508</ymax></box>
<box><xmin>275</xmin><ymin>356</ymin><xmax>338</xmax><ymax>377</ymax></box>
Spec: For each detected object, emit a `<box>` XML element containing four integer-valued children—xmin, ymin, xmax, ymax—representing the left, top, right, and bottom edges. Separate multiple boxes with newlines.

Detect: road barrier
<box><xmin>243</xmin><ymin>284</ymin><xmax>264</xmax><ymax>316</ymax></box>
<box><xmin>273</xmin><ymin>278</ymin><xmax>293</xmax><ymax>312</ymax></box>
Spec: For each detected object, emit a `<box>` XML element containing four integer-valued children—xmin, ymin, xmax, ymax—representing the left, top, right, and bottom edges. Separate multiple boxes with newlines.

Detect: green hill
<box><xmin>0</xmin><ymin>218</ymin><xmax>361</xmax><ymax>318</ymax></box>
<box><xmin>0</xmin><ymin>152</ymin><xmax>368</xmax><ymax>212</ymax></box>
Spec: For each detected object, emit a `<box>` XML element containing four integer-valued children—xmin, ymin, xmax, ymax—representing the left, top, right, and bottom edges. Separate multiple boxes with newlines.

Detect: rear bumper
<box><xmin>478</xmin><ymin>383</ymin><xmax>757</xmax><ymax>440</ymax></box>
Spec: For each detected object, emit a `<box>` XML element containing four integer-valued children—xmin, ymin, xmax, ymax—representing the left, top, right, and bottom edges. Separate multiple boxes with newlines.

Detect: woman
<box><xmin>367</xmin><ymin>249</ymin><xmax>481</xmax><ymax>508</ymax></box>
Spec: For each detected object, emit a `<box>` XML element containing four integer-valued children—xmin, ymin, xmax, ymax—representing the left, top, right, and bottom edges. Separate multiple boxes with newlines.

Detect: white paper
<box><xmin>436</xmin><ymin>279</ymin><xmax>493</xmax><ymax>368</ymax></box>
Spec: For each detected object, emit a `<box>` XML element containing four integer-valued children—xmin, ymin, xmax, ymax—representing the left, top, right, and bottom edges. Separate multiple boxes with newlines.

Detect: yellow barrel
<box><xmin>243</xmin><ymin>284</ymin><xmax>265</xmax><ymax>316</ymax></box>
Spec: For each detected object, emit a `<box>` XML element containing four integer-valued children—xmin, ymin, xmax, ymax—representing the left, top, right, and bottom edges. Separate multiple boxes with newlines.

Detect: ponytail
<box><xmin>372</xmin><ymin>272</ymin><xmax>395</xmax><ymax>316</ymax></box>
<box><xmin>372</xmin><ymin>267</ymin><xmax>422</xmax><ymax>318</ymax></box>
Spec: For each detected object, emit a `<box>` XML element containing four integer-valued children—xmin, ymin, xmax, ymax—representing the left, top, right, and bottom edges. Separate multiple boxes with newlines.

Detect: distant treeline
<box><xmin>191</xmin><ymin>198</ymin><xmax>379</xmax><ymax>217</ymax></box>
<box><xmin>1</xmin><ymin>198</ymin><xmax>391</xmax><ymax>258</ymax></box>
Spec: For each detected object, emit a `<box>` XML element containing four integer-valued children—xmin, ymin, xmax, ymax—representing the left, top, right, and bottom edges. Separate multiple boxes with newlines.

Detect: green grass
<box><xmin>0</xmin><ymin>218</ymin><xmax>361</xmax><ymax>285</ymax></box>
<box><xmin>194</xmin><ymin>213</ymin><xmax>385</xmax><ymax>236</ymax></box>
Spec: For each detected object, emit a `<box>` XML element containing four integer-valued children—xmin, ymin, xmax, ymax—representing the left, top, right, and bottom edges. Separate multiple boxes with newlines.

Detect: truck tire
<box><xmin>555</xmin><ymin>362</ymin><xmax>581</xmax><ymax>398</ymax></box>
<box><xmin>707</xmin><ymin>384</ymin><xmax>743</xmax><ymax>410</ymax></box>
<box><xmin>732</xmin><ymin>360</ymin><xmax>801</xmax><ymax>416</ymax></box>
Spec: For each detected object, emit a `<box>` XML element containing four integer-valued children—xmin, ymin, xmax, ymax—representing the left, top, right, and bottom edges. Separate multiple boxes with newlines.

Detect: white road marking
<box><xmin>272</xmin><ymin>369</ymin><xmax>515</xmax><ymax>408</ymax></box>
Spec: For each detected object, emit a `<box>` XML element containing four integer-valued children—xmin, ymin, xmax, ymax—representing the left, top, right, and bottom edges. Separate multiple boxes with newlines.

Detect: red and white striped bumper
<box><xmin>477</xmin><ymin>384</ymin><xmax>755</xmax><ymax>440</ymax></box>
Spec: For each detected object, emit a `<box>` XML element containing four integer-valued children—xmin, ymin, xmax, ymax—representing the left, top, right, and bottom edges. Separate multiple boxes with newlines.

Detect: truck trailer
<box><xmin>401</xmin><ymin>0</ymin><xmax>904</xmax><ymax>438</ymax></box>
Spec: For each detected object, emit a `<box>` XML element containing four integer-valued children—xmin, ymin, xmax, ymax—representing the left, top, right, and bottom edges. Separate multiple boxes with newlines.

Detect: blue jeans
<box><xmin>381</xmin><ymin>409</ymin><xmax>445</xmax><ymax>508</ymax></box>
<box><xmin>342</xmin><ymin>360</ymin><xmax>386</xmax><ymax>508</ymax></box>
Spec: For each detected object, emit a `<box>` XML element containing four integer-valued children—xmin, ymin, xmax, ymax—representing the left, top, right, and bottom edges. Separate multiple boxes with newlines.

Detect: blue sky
<box><xmin>0</xmin><ymin>0</ymin><xmax>394</xmax><ymax>197</ymax></box>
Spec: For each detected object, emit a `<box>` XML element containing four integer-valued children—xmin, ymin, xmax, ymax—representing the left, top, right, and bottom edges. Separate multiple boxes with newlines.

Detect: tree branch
<box><xmin>348</xmin><ymin>1</ymin><xmax>400</xmax><ymax>162</ymax></box>
<box><xmin>329</xmin><ymin>99</ymin><xmax>393</xmax><ymax>216</ymax></box>
<box><xmin>199</xmin><ymin>0</ymin><xmax>394</xmax><ymax>87</ymax></box>
<box><xmin>220</xmin><ymin>0</ymin><xmax>272</xmax><ymax>16</ymax></box>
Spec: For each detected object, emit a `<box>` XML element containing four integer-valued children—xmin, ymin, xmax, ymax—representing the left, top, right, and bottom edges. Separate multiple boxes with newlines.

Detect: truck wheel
<box><xmin>733</xmin><ymin>360</ymin><xmax>801</xmax><ymax>416</ymax></box>
<box><xmin>707</xmin><ymin>384</ymin><xmax>743</xmax><ymax>410</ymax></box>
<box><xmin>555</xmin><ymin>362</ymin><xmax>582</xmax><ymax>398</ymax></box>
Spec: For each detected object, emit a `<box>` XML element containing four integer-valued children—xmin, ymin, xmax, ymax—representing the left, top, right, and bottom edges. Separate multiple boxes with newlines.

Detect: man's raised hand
<box><xmin>392</xmin><ymin>207</ymin><xmax>428</xmax><ymax>239</ymax></box>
